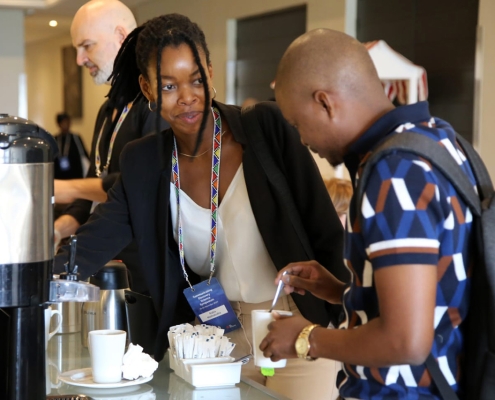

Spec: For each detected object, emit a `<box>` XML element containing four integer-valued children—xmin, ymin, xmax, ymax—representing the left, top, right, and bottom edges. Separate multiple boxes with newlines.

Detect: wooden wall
<box><xmin>235</xmin><ymin>5</ymin><xmax>306</xmax><ymax>105</ymax></box>
<box><xmin>357</xmin><ymin>0</ymin><xmax>479</xmax><ymax>141</ymax></box>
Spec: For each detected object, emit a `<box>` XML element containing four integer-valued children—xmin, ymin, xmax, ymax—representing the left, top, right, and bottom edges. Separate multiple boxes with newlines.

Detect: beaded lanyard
<box><xmin>172</xmin><ymin>107</ymin><xmax>222</xmax><ymax>290</ymax></box>
<box><xmin>95</xmin><ymin>101</ymin><xmax>134</xmax><ymax>177</ymax></box>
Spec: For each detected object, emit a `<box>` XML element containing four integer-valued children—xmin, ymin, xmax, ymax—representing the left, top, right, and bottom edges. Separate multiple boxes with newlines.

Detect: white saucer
<box><xmin>59</xmin><ymin>383</ymin><xmax>154</xmax><ymax>398</ymax></box>
<box><xmin>59</xmin><ymin>368</ymin><xmax>153</xmax><ymax>389</ymax></box>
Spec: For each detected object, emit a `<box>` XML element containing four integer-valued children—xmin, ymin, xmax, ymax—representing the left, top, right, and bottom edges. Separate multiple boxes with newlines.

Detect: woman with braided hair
<box><xmin>56</xmin><ymin>14</ymin><xmax>346</xmax><ymax>399</ymax></box>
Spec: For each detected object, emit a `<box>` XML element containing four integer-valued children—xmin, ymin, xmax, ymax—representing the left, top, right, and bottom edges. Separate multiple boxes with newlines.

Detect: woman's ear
<box><xmin>208</xmin><ymin>64</ymin><xmax>213</xmax><ymax>80</ymax></box>
<box><xmin>139</xmin><ymin>74</ymin><xmax>154</xmax><ymax>102</ymax></box>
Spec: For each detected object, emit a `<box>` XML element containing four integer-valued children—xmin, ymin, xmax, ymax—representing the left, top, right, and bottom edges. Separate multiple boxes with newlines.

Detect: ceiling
<box><xmin>8</xmin><ymin>0</ymin><xmax>151</xmax><ymax>44</ymax></box>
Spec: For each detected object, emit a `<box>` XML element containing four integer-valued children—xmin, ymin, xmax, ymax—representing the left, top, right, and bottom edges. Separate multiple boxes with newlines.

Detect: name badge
<box><xmin>59</xmin><ymin>156</ymin><xmax>70</xmax><ymax>171</ymax></box>
<box><xmin>183</xmin><ymin>277</ymin><xmax>241</xmax><ymax>333</ymax></box>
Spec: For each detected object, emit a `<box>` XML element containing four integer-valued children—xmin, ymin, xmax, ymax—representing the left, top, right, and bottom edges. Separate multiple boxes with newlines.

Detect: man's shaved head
<box><xmin>277</xmin><ymin>29</ymin><xmax>383</xmax><ymax>100</ymax></box>
<box><xmin>71</xmin><ymin>0</ymin><xmax>137</xmax><ymax>85</ymax></box>
<box><xmin>275</xmin><ymin>29</ymin><xmax>393</xmax><ymax>166</ymax></box>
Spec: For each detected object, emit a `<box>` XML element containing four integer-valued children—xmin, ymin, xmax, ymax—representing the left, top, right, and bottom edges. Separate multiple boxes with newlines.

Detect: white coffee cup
<box><xmin>44</xmin><ymin>306</ymin><xmax>63</xmax><ymax>350</ymax></box>
<box><xmin>251</xmin><ymin>309</ymin><xmax>293</xmax><ymax>368</ymax></box>
<box><xmin>88</xmin><ymin>329</ymin><xmax>127</xmax><ymax>383</ymax></box>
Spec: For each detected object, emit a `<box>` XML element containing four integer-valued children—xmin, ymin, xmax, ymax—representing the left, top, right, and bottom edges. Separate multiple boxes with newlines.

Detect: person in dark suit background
<box><xmin>54</xmin><ymin>112</ymin><xmax>89</xmax><ymax>181</ymax></box>
<box><xmin>53</xmin><ymin>112</ymin><xmax>90</xmax><ymax>220</ymax></box>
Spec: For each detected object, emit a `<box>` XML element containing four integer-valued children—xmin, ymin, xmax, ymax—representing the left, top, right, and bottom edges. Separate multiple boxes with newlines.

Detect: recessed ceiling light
<box><xmin>49</xmin><ymin>20</ymin><xmax>58</xmax><ymax>27</ymax></box>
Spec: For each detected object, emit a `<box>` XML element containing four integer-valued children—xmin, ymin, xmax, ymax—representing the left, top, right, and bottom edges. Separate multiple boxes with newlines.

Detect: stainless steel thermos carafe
<box><xmin>81</xmin><ymin>261</ymin><xmax>130</xmax><ymax>346</ymax></box>
<box><xmin>81</xmin><ymin>300</ymin><xmax>98</xmax><ymax>347</ymax></box>
<box><xmin>50</xmin><ymin>301</ymin><xmax>82</xmax><ymax>334</ymax></box>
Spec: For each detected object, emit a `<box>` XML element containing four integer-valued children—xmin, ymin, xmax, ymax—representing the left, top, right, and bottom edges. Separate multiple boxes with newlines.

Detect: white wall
<box><xmin>476</xmin><ymin>0</ymin><xmax>495</xmax><ymax>181</ymax></box>
<box><xmin>26</xmin><ymin>34</ymin><xmax>108</xmax><ymax>149</ymax></box>
<box><xmin>136</xmin><ymin>0</ymin><xmax>347</xmax><ymax>179</ymax></box>
<box><xmin>0</xmin><ymin>10</ymin><xmax>25</xmax><ymax>117</ymax></box>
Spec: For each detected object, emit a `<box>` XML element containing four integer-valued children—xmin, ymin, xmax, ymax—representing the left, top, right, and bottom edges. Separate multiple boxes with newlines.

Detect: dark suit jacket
<box><xmin>55</xmin><ymin>101</ymin><xmax>348</xmax><ymax>361</ymax></box>
<box><xmin>63</xmin><ymin>97</ymin><xmax>166</xmax><ymax>225</ymax></box>
<box><xmin>61</xmin><ymin>96</ymin><xmax>168</xmax><ymax>293</ymax></box>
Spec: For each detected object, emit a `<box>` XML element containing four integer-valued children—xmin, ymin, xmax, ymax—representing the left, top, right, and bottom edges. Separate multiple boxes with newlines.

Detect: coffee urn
<box><xmin>0</xmin><ymin>114</ymin><xmax>57</xmax><ymax>399</ymax></box>
<box><xmin>0</xmin><ymin>115</ymin><xmax>99</xmax><ymax>399</ymax></box>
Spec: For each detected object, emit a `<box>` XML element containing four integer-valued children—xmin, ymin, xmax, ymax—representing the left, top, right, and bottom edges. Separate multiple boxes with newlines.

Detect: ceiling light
<box><xmin>49</xmin><ymin>20</ymin><xmax>57</xmax><ymax>27</ymax></box>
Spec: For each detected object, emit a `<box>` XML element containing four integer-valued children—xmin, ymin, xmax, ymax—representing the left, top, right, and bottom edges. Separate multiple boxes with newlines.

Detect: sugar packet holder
<box><xmin>168</xmin><ymin>349</ymin><xmax>242</xmax><ymax>388</ymax></box>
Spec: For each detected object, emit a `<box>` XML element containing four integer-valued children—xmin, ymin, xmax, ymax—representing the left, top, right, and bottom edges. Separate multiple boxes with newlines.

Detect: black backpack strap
<box><xmin>356</xmin><ymin>132</ymin><xmax>481</xmax><ymax>218</ymax></box>
<box><xmin>459</xmin><ymin>134</ymin><xmax>495</xmax><ymax>347</ymax></box>
<box><xmin>240</xmin><ymin>105</ymin><xmax>314</xmax><ymax>259</ymax></box>
<box><xmin>425</xmin><ymin>354</ymin><xmax>459</xmax><ymax>400</ymax></box>
<box><xmin>454</xmin><ymin>134</ymin><xmax>494</xmax><ymax>201</ymax></box>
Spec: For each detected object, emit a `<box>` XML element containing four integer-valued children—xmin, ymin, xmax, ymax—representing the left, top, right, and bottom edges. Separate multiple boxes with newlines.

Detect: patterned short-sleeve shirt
<box><xmin>338</xmin><ymin>102</ymin><xmax>475</xmax><ymax>399</ymax></box>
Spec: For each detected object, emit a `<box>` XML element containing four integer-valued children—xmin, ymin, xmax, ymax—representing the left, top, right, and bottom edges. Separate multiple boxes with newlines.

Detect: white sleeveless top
<box><xmin>169</xmin><ymin>164</ymin><xmax>279</xmax><ymax>303</ymax></box>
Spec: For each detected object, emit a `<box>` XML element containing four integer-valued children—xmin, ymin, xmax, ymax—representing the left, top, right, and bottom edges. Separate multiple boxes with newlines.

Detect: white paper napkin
<box><xmin>122</xmin><ymin>343</ymin><xmax>158</xmax><ymax>380</ymax></box>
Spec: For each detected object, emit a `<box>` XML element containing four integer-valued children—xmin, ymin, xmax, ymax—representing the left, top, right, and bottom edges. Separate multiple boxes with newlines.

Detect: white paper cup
<box><xmin>88</xmin><ymin>329</ymin><xmax>126</xmax><ymax>383</ymax></box>
<box><xmin>44</xmin><ymin>306</ymin><xmax>62</xmax><ymax>350</ymax></box>
<box><xmin>251</xmin><ymin>309</ymin><xmax>293</xmax><ymax>368</ymax></box>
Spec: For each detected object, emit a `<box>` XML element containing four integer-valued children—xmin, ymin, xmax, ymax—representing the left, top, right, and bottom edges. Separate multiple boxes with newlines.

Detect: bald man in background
<box><xmin>261</xmin><ymin>29</ymin><xmax>475</xmax><ymax>398</ymax></box>
<box><xmin>55</xmin><ymin>0</ymin><xmax>166</xmax><ymax>293</ymax></box>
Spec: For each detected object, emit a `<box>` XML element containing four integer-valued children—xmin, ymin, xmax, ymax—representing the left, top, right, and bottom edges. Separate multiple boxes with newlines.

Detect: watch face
<box><xmin>295</xmin><ymin>337</ymin><xmax>309</xmax><ymax>356</ymax></box>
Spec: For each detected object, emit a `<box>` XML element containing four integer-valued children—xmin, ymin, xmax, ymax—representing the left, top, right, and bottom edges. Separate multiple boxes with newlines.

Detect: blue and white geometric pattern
<box><xmin>339</xmin><ymin>105</ymin><xmax>476</xmax><ymax>399</ymax></box>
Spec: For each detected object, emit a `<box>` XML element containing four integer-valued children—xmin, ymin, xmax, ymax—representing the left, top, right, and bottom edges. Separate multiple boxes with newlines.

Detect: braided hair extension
<box><xmin>107</xmin><ymin>26</ymin><xmax>145</xmax><ymax>109</ymax></box>
<box><xmin>135</xmin><ymin>14</ymin><xmax>212</xmax><ymax>162</ymax></box>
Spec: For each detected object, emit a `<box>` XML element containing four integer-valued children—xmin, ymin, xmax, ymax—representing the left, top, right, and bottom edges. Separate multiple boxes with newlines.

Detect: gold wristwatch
<box><xmin>295</xmin><ymin>324</ymin><xmax>320</xmax><ymax>361</ymax></box>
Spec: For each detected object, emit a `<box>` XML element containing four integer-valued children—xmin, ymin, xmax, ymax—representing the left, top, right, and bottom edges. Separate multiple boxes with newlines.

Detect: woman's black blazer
<box><xmin>55</xmin><ymin>101</ymin><xmax>348</xmax><ymax>361</ymax></box>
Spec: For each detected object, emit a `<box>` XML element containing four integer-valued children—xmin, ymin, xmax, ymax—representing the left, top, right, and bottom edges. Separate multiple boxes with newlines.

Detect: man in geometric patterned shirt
<box><xmin>260</xmin><ymin>28</ymin><xmax>476</xmax><ymax>399</ymax></box>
